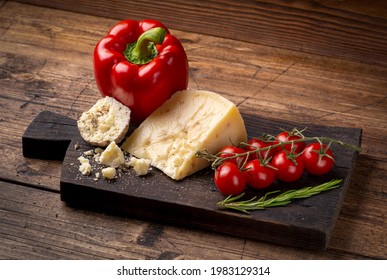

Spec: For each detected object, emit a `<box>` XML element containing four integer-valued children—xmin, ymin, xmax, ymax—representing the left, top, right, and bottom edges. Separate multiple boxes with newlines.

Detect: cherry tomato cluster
<box><xmin>213</xmin><ymin>129</ymin><xmax>335</xmax><ymax>196</ymax></box>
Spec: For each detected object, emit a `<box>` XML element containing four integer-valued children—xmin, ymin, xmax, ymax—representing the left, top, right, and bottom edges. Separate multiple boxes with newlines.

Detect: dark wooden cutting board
<box><xmin>22</xmin><ymin>110</ymin><xmax>361</xmax><ymax>250</ymax></box>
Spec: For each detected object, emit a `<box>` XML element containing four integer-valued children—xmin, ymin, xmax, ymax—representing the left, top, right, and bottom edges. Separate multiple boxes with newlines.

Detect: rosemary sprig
<box><xmin>217</xmin><ymin>179</ymin><xmax>342</xmax><ymax>214</ymax></box>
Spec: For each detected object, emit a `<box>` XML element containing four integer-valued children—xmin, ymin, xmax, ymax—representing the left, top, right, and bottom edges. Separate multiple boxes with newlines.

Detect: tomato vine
<box><xmin>196</xmin><ymin>127</ymin><xmax>361</xmax><ymax>212</ymax></box>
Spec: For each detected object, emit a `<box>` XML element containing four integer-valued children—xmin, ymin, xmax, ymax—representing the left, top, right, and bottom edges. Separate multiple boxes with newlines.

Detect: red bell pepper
<box><xmin>93</xmin><ymin>19</ymin><xmax>189</xmax><ymax>124</ymax></box>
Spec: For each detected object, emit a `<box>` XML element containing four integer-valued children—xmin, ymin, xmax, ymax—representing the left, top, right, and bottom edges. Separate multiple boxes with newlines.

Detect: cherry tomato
<box><xmin>244</xmin><ymin>159</ymin><xmax>276</xmax><ymax>189</ymax></box>
<box><xmin>245</xmin><ymin>138</ymin><xmax>279</xmax><ymax>160</ymax></box>
<box><xmin>276</xmin><ymin>131</ymin><xmax>305</xmax><ymax>153</ymax></box>
<box><xmin>218</xmin><ymin>145</ymin><xmax>246</xmax><ymax>166</ymax></box>
<box><xmin>271</xmin><ymin>151</ymin><xmax>304</xmax><ymax>182</ymax></box>
<box><xmin>214</xmin><ymin>162</ymin><xmax>246</xmax><ymax>195</ymax></box>
<box><xmin>302</xmin><ymin>143</ymin><xmax>335</xmax><ymax>175</ymax></box>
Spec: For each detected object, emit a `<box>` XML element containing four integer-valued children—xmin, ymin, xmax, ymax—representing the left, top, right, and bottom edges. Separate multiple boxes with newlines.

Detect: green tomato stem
<box><xmin>196</xmin><ymin>134</ymin><xmax>361</xmax><ymax>170</ymax></box>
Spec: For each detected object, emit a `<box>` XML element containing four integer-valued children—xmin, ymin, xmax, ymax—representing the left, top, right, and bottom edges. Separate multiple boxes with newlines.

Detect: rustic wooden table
<box><xmin>0</xmin><ymin>0</ymin><xmax>386</xmax><ymax>259</ymax></box>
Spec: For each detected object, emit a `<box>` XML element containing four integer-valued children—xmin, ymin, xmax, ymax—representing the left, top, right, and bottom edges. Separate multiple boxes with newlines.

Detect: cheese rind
<box><xmin>121</xmin><ymin>90</ymin><xmax>247</xmax><ymax>180</ymax></box>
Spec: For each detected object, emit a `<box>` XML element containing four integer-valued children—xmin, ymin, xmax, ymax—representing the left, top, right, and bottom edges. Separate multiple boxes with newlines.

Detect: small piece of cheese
<box><xmin>78</xmin><ymin>156</ymin><xmax>92</xmax><ymax>176</ymax></box>
<box><xmin>99</xmin><ymin>141</ymin><xmax>125</xmax><ymax>168</ymax></box>
<box><xmin>129</xmin><ymin>157</ymin><xmax>151</xmax><ymax>176</ymax></box>
<box><xmin>77</xmin><ymin>96</ymin><xmax>131</xmax><ymax>147</ymax></box>
<box><xmin>83</xmin><ymin>149</ymin><xmax>94</xmax><ymax>156</ymax></box>
<box><xmin>101</xmin><ymin>167</ymin><xmax>116</xmax><ymax>180</ymax></box>
<box><xmin>121</xmin><ymin>90</ymin><xmax>247</xmax><ymax>180</ymax></box>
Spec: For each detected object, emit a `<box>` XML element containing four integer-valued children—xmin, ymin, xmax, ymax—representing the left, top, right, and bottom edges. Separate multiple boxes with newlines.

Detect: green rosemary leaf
<box><xmin>223</xmin><ymin>193</ymin><xmax>246</xmax><ymax>203</ymax></box>
<box><xmin>217</xmin><ymin>179</ymin><xmax>342</xmax><ymax>214</ymax></box>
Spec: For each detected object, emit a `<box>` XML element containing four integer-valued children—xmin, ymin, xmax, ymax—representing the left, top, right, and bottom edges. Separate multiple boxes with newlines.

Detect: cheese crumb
<box><xmin>101</xmin><ymin>167</ymin><xmax>116</xmax><ymax>180</ymax></box>
<box><xmin>78</xmin><ymin>156</ymin><xmax>92</xmax><ymax>176</ymax></box>
<box><xmin>128</xmin><ymin>157</ymin><xmax>151</xmax><ymax>176</ymax></box>
<box><xmin>83</xmin><ymin>149</ymin><xmax>94</xmax><ymax>156</ymax></box>
<box><xmin>94</xmin><ymin>147</ymin><xmax>104</xmax><ymax>154</ymax></box>
<box><xmin>99</xmin><ymin>141</ymin><xmax>125</xmax><ymax>168</ymax></box>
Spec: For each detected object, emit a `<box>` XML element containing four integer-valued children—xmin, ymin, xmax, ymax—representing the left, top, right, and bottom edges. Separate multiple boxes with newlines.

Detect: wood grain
<box><xmin>11</xmin><ymin>0</ymin><xmax>387</xmax><ymax>67</ymax></box>
<box><xmin>0</xmin><ymin>1</ymin><xmax>386</xmax><ymax>259</ymax></box>
<box><xmin>0</xmin><ymin>180</ymin><xmax>382</xmax><ymax>260</ymax></box>
<box><xmin>21</xmin><ymin>111</ymin><xmax>361</xmax><ymax>250</ymax></box>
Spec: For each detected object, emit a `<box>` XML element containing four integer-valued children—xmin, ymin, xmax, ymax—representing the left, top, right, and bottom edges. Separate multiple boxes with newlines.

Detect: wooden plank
<box><xmin>0</xmin><ymin>177</ymin><xmax>383</xmax><ymax>259</ymax></box>
<box><xmin>22</xmin><ymin>111</ymin><xmax>76</xmax><ymax>161</ymax></box>
<box><xmin>0</xmin><ymin>2</ymin><xmax>277</xmax><ymax>190</ymax></box>
<box><xmin>0</xmin><ymin>2</ymin><xmax>286</xmax><ymax>192</ymax></box>
<box><xmin>0</xmin><ymin>2</ymin><xmax>386</xmax><ymax>258</ymax></box>
<box><xmin>0</xmin><ymin>180</ymin><xmax>195</xmax><ymax>260</ymax></box>
<box><xmin>10</xmin><ymin>0</ymin><xmax>387</xmax><ymax>67</ymax></box>
<box><xmin>21</xmin><ymin>110</ymin><xmax>361</xmax><ymax>250</ymax></box>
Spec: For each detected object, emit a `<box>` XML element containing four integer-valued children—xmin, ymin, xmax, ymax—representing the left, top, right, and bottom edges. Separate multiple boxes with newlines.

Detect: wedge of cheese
<box><xmin>121</xmin><ymin>90</ymin><xmax>247</xmax><ymax>180</ymax></box>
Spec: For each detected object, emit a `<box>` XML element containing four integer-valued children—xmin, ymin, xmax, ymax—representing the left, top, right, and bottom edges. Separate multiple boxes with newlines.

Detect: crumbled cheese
<box><xmin>78</xmin><ymin>156</ymin><xmax>92</xmax><ymax>176</ymax></box>
<box><xmin>94</xmin><ymin>147</ymin><xmax>104</xmax><ymax>154</ymax></box>
<box><xmin>83</xmin><ymin>149</ymin><xmax>94</xmax><ymax>156</ymax></box>
<box><xmin>99</xmin><ymin>141</ymin><xmax>125</xmax><ymax>168</ymax></box>
<box><xmin>93</xmin><ymin>153</ymin><xmax>101</xmax><ymax>162</ymax></box>
<box><xmin>94</xmin><ymin>172</ymin><xmax>101</xmax><ymax>181</ymax></box>
<box><xmin>101</xmin><ymin>167</ymin><xmax>116</xmax><ymax>180</ymax></box>
<box><xmin>128</xmin><ymin>157</ymin><xmax>151</xmax><ymax>176</ymax></box>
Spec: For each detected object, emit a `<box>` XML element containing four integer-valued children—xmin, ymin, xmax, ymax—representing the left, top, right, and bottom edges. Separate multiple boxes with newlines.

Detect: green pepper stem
<box><xmin>124</xmin><ymin>27</ymin><xmax>166</xmax><ymax>65</ymax></box>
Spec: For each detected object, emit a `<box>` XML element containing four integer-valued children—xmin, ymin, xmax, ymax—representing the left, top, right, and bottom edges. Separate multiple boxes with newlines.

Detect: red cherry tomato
<box><xmin>214</xmin><ymin>162</ymin><xmax>246</xmax><ymax>195</ymax></box>
<box><xmin>244</xmin><ymin>159</ymin><xmax>276</xmax><ymax>189</ymax></box>
<box><xmin>218</xmin><ymin>145</ymin><xmax>246</xmax><ymax>166</ymax></box>
<box><xmin>302</xmin><ymin>143</ymin><xmax>335</xmax><ymax>175</ymax></box>
<box><xmin>245</xmin><ymin>138</ymin><xmax>279</xmax><ymax>160</ymax></box>
<box><xmin>276</xmin><ymin>131</ymin><xmax>305</xmax><ymax>153</ymax></box>
<box><xmin>271</xmin><ymin>151</ymin><xmax>304</xmax><ymax>182</ymax></box>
